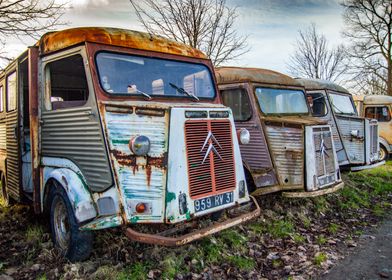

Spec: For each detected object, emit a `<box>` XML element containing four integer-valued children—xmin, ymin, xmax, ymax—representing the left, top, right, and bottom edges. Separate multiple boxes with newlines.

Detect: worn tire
<box><xmin>379</xmin><ymin>145</ymin><xmax>388</xmax><ymax>161</ymax></box>
<box><xmin>49</xmin><ymin>181</ymin><xmax>93</xmax><ymax>262</ymax></box>
<box><xmin>0</xmin><ymin>173</ymin><xmax>10</xmax><ymax>207</ymax></box>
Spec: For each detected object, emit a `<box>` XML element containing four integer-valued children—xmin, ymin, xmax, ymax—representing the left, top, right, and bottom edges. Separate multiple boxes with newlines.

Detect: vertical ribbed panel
<box><xmin>6</xmin><ymin>110</ymin><xmax>20</xmax><ymax>199</ymax></box>
<box><xmin>335</xmin><ymin>116</ymin><xmax>365</xmax><ymax>163</ymax></box>
<box><xmin>369</xmin><ymin>120</ymin><xmax>378</xmax><ymax>160</ymax></box>
<box><xmin>313</xmin><ymin>127</ymin><xmax>335</xmax><ymax>177</ymax></box>
<box><xmin>235</xmin><ymin>120</ymin><xmax>273</xmax><ymax>171</ymax></box>
<box><xmin>0</xmin><ymin>123</ymin><xmax>6</xmax><ymax>150</ymax></box>
<box><xmin>41</xmin><ymin>106</ymin><xmax>112</xmax><ymax>192</ymax></box>
<box><xmin>265</xmin><ymin>124</ymin><xmax>304</xmax><ymax>186</ymax></box>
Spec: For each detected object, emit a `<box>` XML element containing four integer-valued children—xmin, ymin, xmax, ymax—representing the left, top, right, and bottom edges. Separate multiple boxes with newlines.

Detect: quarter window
<box><xmin>221</xmin><ymin>88</ymin><xmax>252</xmax><ymax>121</ymax></box>
<box><xmin>6</xmin><ymin>72</ymin><xmax>16</xmax><ymax>112</ymax></box>
<box><xmin>45</xmin><ymin>54</ymin><xmax>89</xmax><ymax>110</ymax></box>
<box><xmin>307</xmin><ymin>92</ymin><xmax>328</xmax><ymax>117</ymax></box>
<box><xmin>365</xmin><ymin>106</ymin><xmax>391</xmax><ymax>122</ymax></box>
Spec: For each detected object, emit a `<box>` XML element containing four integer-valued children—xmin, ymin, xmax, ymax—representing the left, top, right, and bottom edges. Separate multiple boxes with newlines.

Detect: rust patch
<box><xmin>146</xmin><ymin>165</ymin><xmax>152</xmax><ymax>186</ymax></box>
<box><xmin>38</xmin><ymin>27</ymin><xmax>208</xmax><ymax>59</ymax></box>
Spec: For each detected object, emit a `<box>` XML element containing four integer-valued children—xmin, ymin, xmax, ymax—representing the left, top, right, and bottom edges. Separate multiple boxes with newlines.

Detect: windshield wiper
<box><xmin>169</xmin><ymin>82</ymin><xmax>199</xmax><ymax>101</ymax></box>
<box><xmin>127</xmin><ymin>85</ymin><xmax>152</xmax><ymax>100</ymax></box>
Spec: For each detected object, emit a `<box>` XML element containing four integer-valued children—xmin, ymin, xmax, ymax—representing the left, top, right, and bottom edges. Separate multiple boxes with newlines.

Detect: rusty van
<box><xmin>353</xmin><ymin>95</ymin><xmax>392</xmax><ymax>161</ymax></box>
<box><xmin>0</xmin><ymin>27</ymin><xmax>260</xmax><ymax>261</ymax></box>
<box><xmin>298</xmin><ymin>79</ymin><xmax>384</xmax><ymax>171</ymax></box>
<box><xmin>215</xmin><ymin>67</ymin><xmax>344</xmax><ymax>197</ymax></box>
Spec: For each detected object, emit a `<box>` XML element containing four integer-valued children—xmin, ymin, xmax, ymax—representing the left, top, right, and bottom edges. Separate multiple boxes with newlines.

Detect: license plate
<box><xmin>194</xmin><ymin>192</ymin><xmax>234</xmax><ymax>213</ymax></box>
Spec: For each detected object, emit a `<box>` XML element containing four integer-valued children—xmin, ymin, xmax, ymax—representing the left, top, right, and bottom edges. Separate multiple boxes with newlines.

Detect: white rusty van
<box><xmin>0</xmin><ymin>27</ymin><xmax>259</xmax><ymax>261</ymax></box>
<box><xmin>298</xmin><ymin>79</ymin><xmax>384</xmax><ymax>171</ymax></box>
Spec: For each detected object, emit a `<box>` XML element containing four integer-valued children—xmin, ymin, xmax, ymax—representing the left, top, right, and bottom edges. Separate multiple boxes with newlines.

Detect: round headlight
<box><xmin>129</xmin><ymin>135</ymin><xmax>151</xmax><ymax>156</ymax></box>
<box><xmin>238</xmin><ymin>128</ymin><xmax>250</xmax><ymax>145</ymax></box>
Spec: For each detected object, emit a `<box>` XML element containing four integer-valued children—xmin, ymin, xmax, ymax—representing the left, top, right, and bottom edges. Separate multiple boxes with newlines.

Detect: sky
<box><xmin>4</xmin><ymin>0</ymin><xmax>346</xmax><ymax>75</ymax></box>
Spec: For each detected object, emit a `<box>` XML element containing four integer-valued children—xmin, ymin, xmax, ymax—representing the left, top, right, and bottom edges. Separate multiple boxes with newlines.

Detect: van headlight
<box><xmin>130</xmin><ymin>135</ymin><xmax>150</xmax><ymax>156</ymax></box>
<box><xmin>238</xmin><ymin>128</ymin><xmax>250</xmax><ymax>145</ymax></box>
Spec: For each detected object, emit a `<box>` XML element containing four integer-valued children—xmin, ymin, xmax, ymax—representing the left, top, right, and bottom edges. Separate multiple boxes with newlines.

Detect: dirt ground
<box><xmin>321</xmin><ymin>216</ymin><xmax>392</xmax><ymax>280</ymax></box>
<box><xmin>0</xmin><ymin>163</ymin><xmax>391</xmax><ymax>280</ymax></box>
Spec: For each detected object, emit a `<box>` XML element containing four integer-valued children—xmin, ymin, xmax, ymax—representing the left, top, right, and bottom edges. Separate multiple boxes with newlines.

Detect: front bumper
<box><xmin>282</xmin><ymin>181</ymin><xmax>344</xmax><ymax>198</ymax></box>
<box><xmin>350</xmin><ymin>160</ymin><xmax>385</xmax><ymax>172</ymax></box>
<box><xmin>125</xmin><ymin>196</ymin><xmax>260</xmax><ymax>246</ymax></box>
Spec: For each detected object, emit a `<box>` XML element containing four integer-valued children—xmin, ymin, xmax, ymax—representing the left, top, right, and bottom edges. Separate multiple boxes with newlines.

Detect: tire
<box><xmin>49</xmin><ymin>181</ymin><xmax>93</xmax><ymax>262</ymax></box>
<box><xmin>0</xmin><ymin>173</ymin><xmax>10</xmax><ymax>207</ymax></box>
<box><xmin>379</xmin><ymin>145</ymin><xmax>388</xmax><ymax>161</ymax></box>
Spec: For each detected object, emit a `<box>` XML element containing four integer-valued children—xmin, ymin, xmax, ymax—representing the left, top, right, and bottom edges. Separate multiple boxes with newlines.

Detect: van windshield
<box><xmin>255</xmin><ymin>87</ymin><xmax>309</xmax><ymax>115</ymax></box>
<box><xmin>96</xmin><ymin>52</ymin><xmax>215</xmax><ymax>99</ymax></box>
<box><xmin>328</xmin><ymin>93</ymin><xmax>357</xmax><ymax>115</ymax></box>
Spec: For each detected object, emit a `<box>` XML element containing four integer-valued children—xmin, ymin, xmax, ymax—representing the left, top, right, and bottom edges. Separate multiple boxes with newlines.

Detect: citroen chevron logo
<box><xmin>320</xmin><ymin>138</ymin><xmax>329</xmax><ymax>158</ymax></box>
<box><xmin>201</xmin><ymin>131</ymin><xmax>223</xmax><ymax>164</ymax></box>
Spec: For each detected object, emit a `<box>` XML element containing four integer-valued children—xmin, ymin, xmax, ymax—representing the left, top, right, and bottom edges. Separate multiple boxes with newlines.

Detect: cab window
<box><xmin>45</xmin><ymin>54</ymin><xmax>89</xmax><ymax>110</ymax></box>
<box><xmin>307</xmin><ymin>92</ymin><xmax>328</xmax><ymax>117</ymax></box>
<box><xmin>6</xmin><ymin>72</ymin><xmax>16</xmax><ymax>112</ymax></box>
<box><xmin>221</xmin><ymin>88</ymin><xmax>252</xmax><ymax>121</ymax></box>
<box><xmin>365</xmin><ymin>106</ymin><xmax>391</xmax><ymax>122</ymax></box>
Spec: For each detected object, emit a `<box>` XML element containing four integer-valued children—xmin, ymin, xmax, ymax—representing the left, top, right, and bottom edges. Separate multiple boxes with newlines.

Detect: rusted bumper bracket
<box><xmin>125</xmin><ymin>196</ymin><xmax>260</xmax><ymax>246</ymax></box>
<box><xmin>350</xmin><ymin>160</ymin><xmax>385</xmax><ymax>172</ymax></box>
<box><xmin>282</xmin><ymin>182</ymin><xmax>344</xmax><ymax>198</ymax></box>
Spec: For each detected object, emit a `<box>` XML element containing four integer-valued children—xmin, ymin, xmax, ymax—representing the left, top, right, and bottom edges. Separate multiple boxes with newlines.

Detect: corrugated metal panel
<box><xmin>235</xmin><ymin>121</ymin><xmax>273</xmax><ymax>171</ymax></box>
<box><xmin>6</xmin><ymin>110</ymin><xmax>20</xmax><ymax>199</ymax></box>
<box><xmin>265</xmin><ymin>124</ymin><xmax>303</xmax><ymax>186</ymax></box>
<box><xmin>313</xmin><ymin>127</ymin><xmax>335</xmax><ymax>176</ymax></box>
<box><xmin>335</xmin><ymin>116</ymin><xmax>365</xmax><ymax>163</ymax></box>
<box><xmin>41</xmin><ymin>106</ymin><xmax>112</xmax><ymax>192</ymax></box>
<box><xmin>0</xmin><ymin>123</ymin><xmax>6</xmax><ymax>150</ymax></box>
<box><xmin>369</xmin><ymin>120</ymin><xmax>378</xmax><ymax>161</ymax></box>
<box><xmin>104</xmin><ymin>108</ymin><xmax>168</xmax><ymax>223</ymax></box>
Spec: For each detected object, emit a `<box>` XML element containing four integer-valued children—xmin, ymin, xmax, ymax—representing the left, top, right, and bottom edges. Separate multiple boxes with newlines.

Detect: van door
<box><xmin>5</xmin><ymin>67</ymin><xmax>21</xmax><ymax>200</ymax></box>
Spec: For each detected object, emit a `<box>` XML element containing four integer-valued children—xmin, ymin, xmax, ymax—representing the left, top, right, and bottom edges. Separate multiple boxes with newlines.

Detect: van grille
<box><xmin>185</xmin><ymin>120</ymin><xmax>236</xmax><ymax>199</ymax></box>
<box><xmin>369</xmin><ymin>120</ymin><xmax>378</xmax><ymax>159</ymax></box>
<box><xmin>313</xmin><ymin>126</ymin><xmax>336</xmax><ymax>187</ymax></box>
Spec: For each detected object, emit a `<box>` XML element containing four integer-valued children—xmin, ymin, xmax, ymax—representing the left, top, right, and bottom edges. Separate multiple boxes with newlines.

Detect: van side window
<box><xmin>307</xmin><ymin>93</ymin><xmax>327</xmax><ymax>117</ymax></box>
<box><xmin>0</xmin><ymin>86</ymin><xmax>3</xmax><ymax>112</ymax></box>
<box><xmin>365</xmin><ymin>106</ymin><xmax>391</xmax><ymax>122</ymax></box>
<box><xmin>46</xmin><ymin>54</ymin><xmax>89</xmax><ymax>110</ymax></box>
<box><xmin>6</xmin><ymin>72</ymin><xmax>17</xmax><ymax>112</ymax></box>
<box><xmin>221</xmin><ymin>88</ymin><xmax>252</xmax><ymax>121</ymax></box>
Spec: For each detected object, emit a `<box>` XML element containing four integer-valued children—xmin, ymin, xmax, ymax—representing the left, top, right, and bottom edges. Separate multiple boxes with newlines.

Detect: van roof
<box><xmin>354</xmin><ymin>94</ymin><xmax>392</xmax><ymax>105</ymax></box>
<box><xmin>215</xmin><ymin>67</ymin><xmax>302</xmax><ymax>87</ymax></box>
<box><xmin>296</xmin><ymin>78</ymin><xmax>350</xmax><ymax>94</ymax></box>
<box><xmin>38</xmin><ymin>27</ymin><xmax>208</xmax><ymax>59</ymax></box>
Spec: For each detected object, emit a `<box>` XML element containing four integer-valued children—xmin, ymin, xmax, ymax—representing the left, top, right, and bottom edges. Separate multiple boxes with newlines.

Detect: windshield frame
<box><xmin>253</xmin><ymin>85</ymin><xmax>310</xmax><ymax>116</ymax></box>
<box><xmin>327</xmin><ymin>90</ymin><xmax>358</xmax><ymax>116</ymax></box>
<box><xmin>94</xmin><ymin>49</ymin><xmax>217</xmax><ymax>101</ymax></box>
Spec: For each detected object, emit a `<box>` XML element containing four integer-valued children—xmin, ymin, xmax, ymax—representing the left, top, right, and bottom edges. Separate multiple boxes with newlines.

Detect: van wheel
<box><xmin>379</xmin><ymin>145</ymin><xmax>388</xmax><ymax>161</ymax></box>
<box><xmin>0</xmin><ymin>173</ymin><xmax>10</xmax><ymax>207</ymax></box>
<box><xmin>49</xmin><ymin>183</ymin><xmax>93</xmax><ymax>262</ymax></box>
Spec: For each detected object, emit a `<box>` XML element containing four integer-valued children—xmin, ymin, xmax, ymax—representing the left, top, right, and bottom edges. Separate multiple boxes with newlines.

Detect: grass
<box><xmin>227</xmin><ymin>255</ymin><xmax>255</xmax><ymax>271</ymax></box>
<box><xmin>25</xmin><ymin>225</ymin><xmax>44</xmax><ymax>244</ymax></box>
<box><xmin>117</xmin><ymin>262</ymin><xmax>150</xmax><ymax>280</ymax></box>
<box><xmin>219</xmin><ymin>229</ymin><xmax>248</xmax><ymax>249</ymax></box>
<box><xmin>314</xmin><ymin>252</ymin><xmax>327</xmax><ymax>266</ymax></box>
<box><xmin>271</xmin><ymin>259</ymin><xmax>283</xmax><ymax>268</ymax></box>
<box><xmin>93</xmin><ymin>265</ymin><xmax>119</xmax><ymax>280</ymax></box>
<box><xmin>292</xmin><ymin>233</ymin><xmax>306</xmax><ymax>244</ymax></box>
<box><xmin>328</xmin><ymin>223</ymin><xmax>339</xmax><ymax>234</ymax></box>
<box><xmin>160</xmin><ymin>253</ymin><xmax>185</xmax><ymax>279</ymax></box>
<box><xmin>316</xmin><ymin>235</ymin><xmax>327</xmax><ymax>245</ymax></box>
<box><xmin>266</xmin><ymin>220</ymin><xmax>295</xmax><ymax>238</ymax></box>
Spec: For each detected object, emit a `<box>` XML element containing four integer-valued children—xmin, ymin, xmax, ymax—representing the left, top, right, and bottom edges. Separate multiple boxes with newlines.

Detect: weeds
<box><xmin>227</xmin><ymin>255</ymin><xmax>255</xmax><ymax>271</ymax></box>
<box><xmin>25</xmin><ymin>225</ymin><xmax>44</xmax><ymax>244</ymax></box>
<box><xmin>266</xmin><ymin>220</ymin><xmax>295</xmax><ymax>238</ymax></box>
<box><xmin>314</xmin><ymin>252</ymin><xmax>327</xmax><ymax>266</ymax></box>
<box><xmin>219</xmin><ymin>229</ymin><xmax>247</xmax><ymax>249</ymax></box>
<box><xmin>328</xmin><ymin>223</ymin><xmax>339</xmax><ymax>234</ymax></box>
<box><xmin>292</xmin><ymin>233</ymin><xmax>306</xmax><ymax>244</ymax></box>
<box><xmin>118</xmin><ymin>262</ymin><xmax>150</xmax><ymax>280</ymax></box>
<box><xmin>316</xmin><ymin>235</ymin><xmax>327</xmax><ymax>245</ymax></box>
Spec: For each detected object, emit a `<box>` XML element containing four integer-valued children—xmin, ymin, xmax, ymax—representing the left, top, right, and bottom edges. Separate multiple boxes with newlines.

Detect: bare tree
<box><xmin>287</xmin><ymin>24</ymin><xmax>349</xmax><ymax>83</ymax></box>
<box><xmin>341</xmin><ymin>0</ymin><xmax>392</xmax><ymax>95</ymax></box>
<box><xmin>129</xmin><ymin>0</ymin><xmax>249</xmax><ymax>66</ymax></box>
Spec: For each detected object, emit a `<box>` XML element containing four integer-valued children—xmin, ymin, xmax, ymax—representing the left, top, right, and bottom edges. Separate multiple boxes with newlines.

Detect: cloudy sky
<box><xmin>5</xmin><ymin>0</ymin><xmax>345</xmax><ymax>74</ymax></box>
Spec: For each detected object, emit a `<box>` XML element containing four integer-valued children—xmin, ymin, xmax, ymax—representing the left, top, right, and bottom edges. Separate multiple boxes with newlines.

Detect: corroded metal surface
<box><xmin>41</xmin><ymin>106</ymin><xmax>113</xmax><ymax>192</ymax></box>
<box><xmin>0</xmin><ymin>124</ymin><xmax>6</xmax><ymax>150</ymax></box>
<box><xmin>283</xmin><ymin>181</ymin><xmax>344</xmax><ymax>198</ymax></box>
<box><xmin>28</xmin><ymin>47</ymin><xmax>41</xmax><ymax>213</ymax></box>
<box><xmin>6</xmin><ymin>108</ymin><xmax>20</xmax><ymax>199</ymax></box>
<box><xmin>355</xmin><ymin>94</ymin><xmax>392</xmax><ymax>105</ymax></box>
<box><xmin>101</xmin><ymin>103</ymin><xmax>169</xmax><ymax>223</ymax></box>
<box><xmin>39</xmin><ymin>27</ymin><xmax>207</xmax><ymax>59</ymax></box>
<box><xmin>265</xmin><ymin>123</ymin><xmax>304</xmax><ymax>187</ymax></box>
<box><xmin>296</xmin><ymin>78</ymin><xmax>350</xmax><ymax>94</ymax></box>
<box><xmin>215</xmin><ymin>67</ymin><xmax>303</xmax><ymax>87</ymax></box>
<box><xmin>335</xmin><ymin>116</ymin><xmax>365</xmax><ymax>164</ymax></box>
<box><xmin>125</xmin><ymin>196</ymin><xmax>260</xmax><ymax>246</ymax></box>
